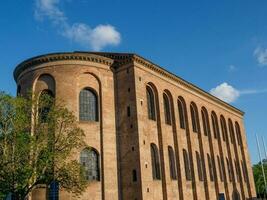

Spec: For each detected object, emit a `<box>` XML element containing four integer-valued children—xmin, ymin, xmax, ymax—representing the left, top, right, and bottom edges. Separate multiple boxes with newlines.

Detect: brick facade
<box><xmin>14</xmin><ymin>52</ymin><xmax>256</xmax><ymax>200</ymax></box>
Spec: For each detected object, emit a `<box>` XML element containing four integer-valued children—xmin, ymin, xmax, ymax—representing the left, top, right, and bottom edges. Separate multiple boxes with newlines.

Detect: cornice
<box><xmin>14</xmin><ymin>52</ymin><xmax>114</xmax><ymax>82</ymax></box>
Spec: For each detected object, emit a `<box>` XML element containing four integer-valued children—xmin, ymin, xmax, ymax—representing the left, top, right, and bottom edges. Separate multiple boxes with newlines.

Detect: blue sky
<box><xmin>1</xmin><ymin>0</ymin><xmax>267</xmax><ymax>164</ymax></box>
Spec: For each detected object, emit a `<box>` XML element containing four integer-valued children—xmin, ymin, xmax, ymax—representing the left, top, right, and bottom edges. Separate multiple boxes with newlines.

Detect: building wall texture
<box><xmin>14</xmin><ymin>52</ymin><xmax>256</xmax><ymax>200</ymax></box>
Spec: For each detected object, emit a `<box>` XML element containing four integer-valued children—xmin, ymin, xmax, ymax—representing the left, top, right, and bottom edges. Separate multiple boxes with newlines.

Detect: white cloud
<box><xmin>228</xmin><ymin>65</ymin><xmax>237</xmax><ymax>72</ymax></box>
<box><xmin>34</xmin><ymin>0</ymin><xmax>121</xmax><ymax>50</ymax></box>
<box><xmin>210</xmin><ymin>82</ymin><xmax>240</xmax><ymax>103</ymax></box>
<box><xmin>254</xmin><ymin>47</ymin><xmax>267</xmax><ymax>66</ymax></box>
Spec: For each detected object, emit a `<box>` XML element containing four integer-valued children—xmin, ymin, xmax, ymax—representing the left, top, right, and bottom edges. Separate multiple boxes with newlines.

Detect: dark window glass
<box><xmin>235</xmin><ymin>122</ymin><xmax>242</xmax><ymax>146</ymax></box>
<box><xmin>220</xmin><ymin>116</ymin><xmax>227</xmax><ymax>142</ymax></box>
<box><xmin>80</xmin><ymin>148</ymin><xmax>100</xmax><ymax>181</ymax></box>
<box><xmin>132</xmin><ymin>170</ymin><xmax>137</xmax><ymax>182</ymax></box>
<box><xmin>17</xmin><ymin>85</ymin><xmax>21</xmax><ymax>96</ymax></box>
<box><xmin>146</xmin><ymin>86</ymin><xmax>156</xmax><ymax>120</ymax></box>
<box><xmin>79</xmin><ymin>88</ymin><xmax>98</xmax><ymax>121</ymax></box>
<box><xmin>207</xmin><ymin>154</ymin><xmax>214</xmax><ymax>181</ymax></box>
<box><xmin>196</xmin><ymin>151</ymin><xmax>204</xmax><ymax>181</ymax></box>
<box><xmin>211</xmin><ymin>112</ymin><xmax>220</xmax><ymax>139</ymax></box>
<box><xmin>163</xmin><ymin>94</ymin><xmax>171</xmax><ymax>125</ymax></box>
<box><xmin>39</xmin><ymin>90</ymin><xmax>54</xmax><ymax>123</ymax></box>
<box><xmin>127</xmin><ymin>106</ymin><xmax>131</xmax><ymax>117</ymax></box>
<box><xmin>183</xmin><ymin>149</ymin><xmax>191</xmax><ymax>180</ymax></box>
<box><xmin>201</xmin><ymin>108</ymin><xmax>209</xmax><ymax>136</ymax></box>
<box><xmin>168</xmin><ymin>146</ymin><xmax>177</xmax><ymax>180</ymax></box>
<box><xmin>151</xmin><ymin>143</ymin><xmax>161</xmax><ymax>180</ymax></box>
<box><xmin>178</xmin><ymin>99</ymin><xmax>186</xmax><ymax>129</ymax></box>
<box><xmin>190</xmin><ymin>103</ymin><xmax>199</xmax><ymax>133</ymax></box>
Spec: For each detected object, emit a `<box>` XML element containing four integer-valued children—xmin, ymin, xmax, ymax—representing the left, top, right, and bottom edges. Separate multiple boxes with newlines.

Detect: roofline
<box><xmin>13</xmin><ymin>51</ymin><xmax>244</xmax><ymax>115</ymax></box>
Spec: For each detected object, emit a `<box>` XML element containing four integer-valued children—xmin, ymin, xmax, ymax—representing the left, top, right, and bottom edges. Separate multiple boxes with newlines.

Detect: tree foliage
<box><xmin>0</xmin><ymin>92</ymin><xmax>87</xmax><ymax>199</ymax></box>
<box><xmin>253</xmin><ymin>159</ymin><xmax>267</xmax><ymax>198</ymax></box>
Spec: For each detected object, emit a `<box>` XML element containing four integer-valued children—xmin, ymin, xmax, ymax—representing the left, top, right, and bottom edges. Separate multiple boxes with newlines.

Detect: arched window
<box><xmin>80</xmin><ymin>148</ymin><xmax>100</xmax><ymax>181</ymax></box>
<box><xmin>220</xmin><ymin>115</ymin><xmax>227</xmax><ymax>142</ymax></box>
<box><xmin>190</xmin><ymin>102</ymin><xmax>200</xmax><ymax>133</ymax></box>
<box><xmin>178</xmin><ymin>98</ymin><xmax>186</xmax><ymax>129</ymax></box>
<box><xmin>183</xmin><ymin>149</ymin><xmax>191</xmax><ymax>180</ymax></box>
<box><xmin>228</xmin><ymin>119</ymin><xmax>235</xmax><ymax>144</ymax></box>
<box><xmin>226</xmin><ymin>157</ymin><xmax>232</xmax><ymax>182</ymax></box>
<box><xmin>151</xmin><ymin>143</ymin><xmax>161</xmax><ymax>180</ymax></box>
<box><xmin>241</xmin><ymin>160</ymin><xmax>248</xmax><ymax>183</ymax></box>
<box><xmin>163</xmin><ymin>93</ymin><xmax>171</xmax><ymax>125</ymax></box>
<box><xmin>235</xmin><ymin>122</ymin><xmax>242</xmax><ymax>146</ymax></box>
<box><xmin>17</xmin><ymin>85</ymin><xmax>21</xmax><ymax>96</ymax></box>
<box><xmin>38</xmin><ymin>89</ymin><xmax>54</xmax><ymax>123</ymax></box>
<box><xmin>146</xmin><ymin>86</ymin><xmax>156</xmax><ymax>120</ymax></box>
<box><xmin>168</xmin><ymin>146</ymin><xmax>177</xmax><ymax>180</ymax></box>
<box><xmin>201</xmin><ymin>107</ymin><xmax>209</xmax><ymax>136</ymax></box>
<box><xmin>217</xmin><ymin>155</ymin><xmax>223</xmax><ymax>182</ymax></box>
<box><xmin>235</xmin><ymin>160</ymin><xmax>241</xmax><ymax>182</ymax></box>
<box><xmin>79</xmin><ymin>88</ymin><xmax>98</xmax><ymax>121</ymax></box>
<box><xmin>207</xmin><ymin>153</ymin><xmax>214</xmax><ymax>181</ymax></box>
<box><xmin>196</xmin><ymin>151</ymin><xmax>204</xmax><ymax>181</ymax></box>
<box><xmin>211</xmin><ymin>112</ymin><xmax>220</xmax><ymax>139</ymax></box>
<box><xmin>232</xmin><ymin>189</ymin><xmax>241</xmax><ymax>200</ymax></box>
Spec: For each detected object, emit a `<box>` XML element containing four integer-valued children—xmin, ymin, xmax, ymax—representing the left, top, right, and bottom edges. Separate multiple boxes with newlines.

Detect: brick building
<box><xmin>14</xmin><ymin>52</ymin><xmax>256</xmax><ymax>200</ymax></box>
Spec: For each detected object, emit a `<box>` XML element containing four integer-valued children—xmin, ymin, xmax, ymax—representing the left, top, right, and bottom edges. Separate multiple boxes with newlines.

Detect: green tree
<box><xmin>0</xmin><ymin>92</ymin><xmax>87</xmax><ymax>200</ymax></box>
<box><xmin>253</xmin><ymin>160</ymin><xmax>267</xmax><ymax>198</ymax></box>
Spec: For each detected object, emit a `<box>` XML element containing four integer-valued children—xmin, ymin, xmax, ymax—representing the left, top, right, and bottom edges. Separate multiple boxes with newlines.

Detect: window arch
<box><xmin>178</xmin><ymin>97</ymin><xmax>186</xmax><ymax>129</ymax></box>
<box><xmin>201</xmin><ymin>107</ymin><xmax>210</xmax><ymax>136</ymax></box>
<box><xmin>207</xmin><ymin>153</ymin><xmax>214</xmax><ymax>181</ymax></box>
<box><xmin>211</xmin><ymin>111</ymin><xmax>220</xmax><ymax>139</ymax></box>
<box><xmin>196</xmin><ymin>151</ymin><xmax>204</xmax><ymax>181</ymax></box>
<box><xmin>151</xmin><ymin>143</ymin><xmax>161</xmax><ymax>180</ymax></box>
<box><xmin>163</xmin><ymin>93</ymin><xmax>171</xmax><ymax>125</ymax></box>
<box><xmin>228</xmin><ymin>119</ymin><xmax>235</xmax><ymax>144</ymax></box>
<box><xmin>190</xmin><ymin>102</ymin><xmax>200</xmax><ymax>133</ymax></box>
<box><xmin>80</xmin><ymin>148</ymin><xmax>100</xmax><ymax>181</ymax></box>
<box><xmin>183</xmin><ymin>149</ymin><xmax>191</xmax><ymax>180</ymax></box>
<box><xmin>168</xmin><ymin>146</ymin><xmax>177</xmax><ymax>180</ymax></box>
<box><xmin>235</xmin><ymin>122</ymin><xmax>242</xmax><ymax>146</ymax></box>
<box><xmin>79</xmin><ymin>88</ymin><xmax>98</xmax><ymax>121</ymax></box>
<box><xmin>38</xmin><ymin>89</ymin><xmax>54</xmax><ymax>123</ymax></box>
<box><xmin>146</xmin><ymin>86</ymin><xmax>156</xmax><ymax>120</ymax></box>
<box><xmin>220</xmin><ymin>115</ymin><xmax>227</xmax><ymax>142</ymax></box>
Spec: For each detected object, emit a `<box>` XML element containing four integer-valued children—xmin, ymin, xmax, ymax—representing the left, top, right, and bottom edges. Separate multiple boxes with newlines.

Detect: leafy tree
<box><xmin>0</xmin><ymin>92</ymin><xmax>87</xmax><ymax>200</ymax></box>
<box><xmin>253</xmin><ymin>160</ymin><xmax>267</xmax><ymax>198</ymax></box>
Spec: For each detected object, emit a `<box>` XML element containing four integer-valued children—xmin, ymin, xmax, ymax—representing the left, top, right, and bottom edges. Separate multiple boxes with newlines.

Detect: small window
<box><xmin>163</xmin><ymin>93</ymin><xmax>171</xmax><ymax>125</ymax></box>
<box><xmin>178</xmin><ymin>98</ymin><xmax>186</xmax><ymax>129</ymax></box>
<box><xmin>146</xmin><ymin>86</ymin><xmax>156</xmax><ymax>120</ymax></box>
<box><xmin>127</xmin><ymin>106</ymin><xmax>131</xmax><ymax>117</ymax></box>
<box><xmin>207</xmin><ymin>154</ymin><xmax>214</xmax><ymax>181</ymax></box>
<box><xmin>151</xmin><ymin>143</ymin><xmax>161</xmax><ymax>180</ymax></box>
<box><xmin>132</xmin><ymin>169</ymin><xmax>137</xmax><ymax>182</ymax></box>
<box><xmin>190</xmin><ymin>102</ymin><xmax>200</xmax><ymax>133</ymax></box>
<box><xmin>79</xmin><ymin>88</ymin><xmax>98</xmax><ymax>121</ymax></box>
<box><xmin>183</xmin><ymin>149</ymin><xmax>191</xmax><ymax>180</ymax></box>
<box><xmin>196</xmin><ymin>151</ymin><xmax>204</xmax><ymax>181</ymax></box>
<box><xmin>17</xmin><ymin>85</ymin><xmax>21</xmax><ymax>96</ymax></box>
<box><xmin>168</xmin><ymin>146</ymin><xmax>177</xmax><ymax>180</ymax></box>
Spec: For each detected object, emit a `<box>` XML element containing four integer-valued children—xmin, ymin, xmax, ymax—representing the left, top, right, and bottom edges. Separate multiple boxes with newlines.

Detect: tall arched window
<box><xmin>220</xmin><ymin>115</ymin><xmax>227</xmax><ymax>142</ymax></box>
<box><xmin>226</xmin><ymin>157</ymin><xmax>232</xmax><ymax>182</ymax></box>
<box><xmin>178</xmin><ymin>98</ymin><xmax>186</xmax><ymax>129</ymax></box>
<box><xmin>228</xmin><ymin>119</ymin><xmax>235</xmax><ymax>144</ymax></box>
<box><xmin>201</xmin><ymin>107</ymin><xmax>209</xmax><ymax>136</ymax></box>
<box><xmin>196</xmin><ymin>151</ymin><xmax>204</xmax><ymax>181</ymax></box>
<box><xmin>151</xmin><ymin>143</ymin><xmax>161</xmax><ymax>180</ymax></box>
<box><xmin>207</xmin><ymin>153</ymin><xmax>214</xmax><ymax>181</ymax></box>
<box><xmin>39</xmin><ymin>89</ymin><xmax>54</xmax><ymax>123</ymax></box>
<box><xmin>190</xmin><ymin>102</ymin><xmax>200</xmax><ymax>133</ymax></box>
<box><xmin>80</xmin><ymin>148</ymin><xmax>100</xmax><ymax>181</ymax></box>
<box><xmin>235</xmin><ymin>160</ymin><xmax>241</xmax><ymax>182</ymax></box>
<box><xmin>79</xmin><ymin>88</ymin><xmax>98</xmax><ymax>121</ymax></box>
<box><xmin>163</xmin><ymin>93</ymin><xmax>171</xmax><ymax>125</ymax></box>
<box><xmin>211</xmin><ymin>112</ymin><xmax>220</xmax><ymax>139</ymax></box>
<box><xmin>217</xmin><ymin>155</ymin><xmax>223</xmax><ymax>182</ymax></box>
<box><xmin>183</xmin><ymin>149</ymin><xmax>191</xmax><ymax>180</ymax></box>
<box><xmin>146</xmin><ymin>86</ymin><xmax>156</xmax><ymax>120</ymax></box>
<box><xmin>241</xmin><ymin>160</ymin><xmax>248</xmax><ymax>183</ymax></box>
<box><xmin>168</xmin><ymin>146</ymin><xmax>177</xmax><ymax>180</ymax></box>
<box><xmin>235</xmin><ymin>122</ymin><xmax>242</xmax><ymax>146</ymax></box>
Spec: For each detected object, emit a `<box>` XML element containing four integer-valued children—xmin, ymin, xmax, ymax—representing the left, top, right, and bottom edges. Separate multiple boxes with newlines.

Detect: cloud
<box><xmin>228</xmin><ymin>65</ymin><xmax>237</xmax><ymax>72</ymax></box>
<box><xmin>254</xmin><ymin>47</ymin><xmax>267</xmax><ymax>66</ymax></box>
<box><xmin>34</xmin><ymin>0</ymin><xmax>121</xmax><ymax>50</ymax></box>
<box><xmin>210</xmin><ymin>83</ymin><xmax>240</xmax><ymax>103</ymax></box>
<box><xmin>210</xmin><ymin>82</ymin><xmax>267</xmax><ymax>103</ymax></box>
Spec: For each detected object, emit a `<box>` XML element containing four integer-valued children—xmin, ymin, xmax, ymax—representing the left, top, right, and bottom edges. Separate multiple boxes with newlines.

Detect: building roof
<box><xmin>14</xmin><ymin>51</ymin><xmax>244</xmax><ymax>115</ymax></box>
